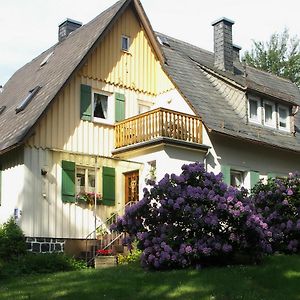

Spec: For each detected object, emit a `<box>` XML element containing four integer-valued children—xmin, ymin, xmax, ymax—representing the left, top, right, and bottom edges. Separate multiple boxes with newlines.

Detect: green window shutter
<box><xmin>221</xmin><ymin>165</ymin><xmax>230</xmax><ymax>185</ymax></box>
<box><xmin>102</xmin><ymin>167</ymin><xmax>115</xmax><ymax>206</ymax></box>
<box><xmin>250</xmin><ymin>171</ymin><xmax>260</xmax><ymax>189</ymax></box>
<box><xmin>80</xmin><ymin>84</ymin><xmax>92</xmax><ymax>121</ymax></box>
<box><xmin>62</xmin><ymin>160</ymin><xmax>76</xmax><ymax>203</ymax></box>
<box><xmin>115</xmin><ymin>93</ymin><xmax>125</xmax><ymax>122</ymax></box>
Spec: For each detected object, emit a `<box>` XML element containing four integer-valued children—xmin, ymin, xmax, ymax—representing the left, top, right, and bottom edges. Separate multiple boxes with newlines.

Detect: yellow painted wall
<box><xmin>27</xmin><ymin>5</ymin><xmax>174</xmax><ymax>154</ymax></box>
<box><xmin>79</xmin><ymin>7</ymin><xmax>173</xmax><ymax>95</ymax></box>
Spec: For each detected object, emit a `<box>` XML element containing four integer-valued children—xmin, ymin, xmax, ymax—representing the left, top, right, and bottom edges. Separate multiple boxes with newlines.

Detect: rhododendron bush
<box><xmin>112</xmin><ymin>163</ymin><xmax>272</xmax><ymax>270</ymax></box>
<box><xmin>251</xmin><ymin>173</ymin><xmax>300</xmax><ymax>253</ymax></box>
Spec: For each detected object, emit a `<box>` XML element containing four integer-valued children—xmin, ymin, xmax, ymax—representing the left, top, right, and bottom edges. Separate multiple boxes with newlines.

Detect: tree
<box><xmin>243</xmin><ymin>29</ymin><xmax>300</xmax><ymax>87</ymax></box>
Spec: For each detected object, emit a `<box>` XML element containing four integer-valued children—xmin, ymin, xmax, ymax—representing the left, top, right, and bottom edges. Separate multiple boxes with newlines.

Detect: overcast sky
<box><xmin>1</xmin><ymin>0</ymin><xmax>300</xmax><ymax>85</ymax></box>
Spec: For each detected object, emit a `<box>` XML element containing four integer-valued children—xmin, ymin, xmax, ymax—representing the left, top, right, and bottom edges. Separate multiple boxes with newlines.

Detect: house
<box><xmin>0</xmin><ymin>0</ymin><xmax>300</xmax><ymax>255</ymax></box>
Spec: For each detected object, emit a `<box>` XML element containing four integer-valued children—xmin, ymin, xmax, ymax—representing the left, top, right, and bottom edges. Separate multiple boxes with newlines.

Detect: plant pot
<box><xmin>95</xmin><ymin>256</ymin><xmax>116</xmax><ymax>269</ymax></box>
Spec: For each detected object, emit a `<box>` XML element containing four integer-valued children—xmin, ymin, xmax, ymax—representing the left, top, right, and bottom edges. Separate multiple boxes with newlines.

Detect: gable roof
<box><xmin>0</xmin><ymin>0</ymin><xmax>164</xmax><ymax>154</ymax></box>
<box><xmin>156</xmin><ymin>32</ymin><xmax>300</xmax><ymax>153</ymax></box>
<box><xmin>1</xmin><ymin>1</ymin><xmax>300</xmax><ymax>155</ymax></box>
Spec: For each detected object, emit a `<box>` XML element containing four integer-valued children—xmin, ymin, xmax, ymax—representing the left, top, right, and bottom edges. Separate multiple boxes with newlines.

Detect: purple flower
<box><xmin>287</xmin><ymin>188</ymin><xmax>293</xmax><ymax>196</ymax></box>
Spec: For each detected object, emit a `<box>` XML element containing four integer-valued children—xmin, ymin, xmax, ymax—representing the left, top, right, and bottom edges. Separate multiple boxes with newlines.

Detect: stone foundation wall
<box><xmin>26</xmin><ymin>237</ymin><xmax>65</xmax><ymax>253</ymax></box>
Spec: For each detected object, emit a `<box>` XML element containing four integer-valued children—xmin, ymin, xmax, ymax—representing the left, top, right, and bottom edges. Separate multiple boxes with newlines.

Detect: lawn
<box><xmin>0</xmin><ymin>255</ymin><xmax>300</xmax><ymax>300</ymax></box>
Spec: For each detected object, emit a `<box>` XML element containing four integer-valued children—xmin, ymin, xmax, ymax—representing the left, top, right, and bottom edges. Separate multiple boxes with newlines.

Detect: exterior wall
<box><xmin>20</xmin><ymin>147</ymin><xmax>141</xmax><ymax>239</ymax></box>
<box><xmin>118</xmin><ymin>144</ymin><xmax>206</xmax><ymax>196</ymax></box>
<box><xmin>79</xmin><ymin>7</ymin><xmax>173</xmax><ymax>95</ymax></box>
<box><xmin>203</xmin><ymin>129</ymin><xmax>300</xmax><ymax>189</ymax></box>
<box><xmin>203</xmin><ymin>69</ymin><xmax>247</xmax><ymax>120</ymax></box>
<box><xmin>0</xmin><ymin>147</ymin><xmax>24</xmax><ymax>225</ymax></box>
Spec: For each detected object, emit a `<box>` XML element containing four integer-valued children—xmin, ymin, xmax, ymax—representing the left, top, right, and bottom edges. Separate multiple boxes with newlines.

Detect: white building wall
<box><xmin>0</xmin><ymin>147</ymin><xmax>24</xmax><ymax>225</ymax></box>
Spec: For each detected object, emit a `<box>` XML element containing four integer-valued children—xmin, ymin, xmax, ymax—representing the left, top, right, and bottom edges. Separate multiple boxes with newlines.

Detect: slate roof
<box><xmin>156</xmin><ymin>33</ymin><xmax>300</xmax><ymax>153</ymax></box>
<box><xmin>1</xmin><ymin>0</ymin><xmax>300</xmax><ymax>154</ymax></box>
<box><xmin>0</xmin><ymin>0</ymin><xmax>128</xmax><ymax>153</ymax></box>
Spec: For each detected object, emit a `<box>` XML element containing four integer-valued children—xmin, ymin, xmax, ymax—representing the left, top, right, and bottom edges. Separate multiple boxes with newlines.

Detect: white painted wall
<box><xmin>0</xmin><ymin>148</ymin><xmax>24</xmax><ymax>225</ymax></box>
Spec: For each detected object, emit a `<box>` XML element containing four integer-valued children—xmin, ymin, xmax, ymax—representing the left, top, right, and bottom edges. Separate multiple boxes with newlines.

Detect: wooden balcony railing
<box><xmin>115</xmin><ymin>107</ymin><xmax>202</xmax><ymax>149</ymax></box>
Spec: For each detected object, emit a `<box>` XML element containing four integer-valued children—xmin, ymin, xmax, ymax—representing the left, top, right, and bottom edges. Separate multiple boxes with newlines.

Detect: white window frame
<box><xmin>92</xmin><ymin>90</ymin><xmax>114</xmax><ymax>125</ymax></box>
<box><xmin>76</xmin><ymin>167</ymin><xmax>96</xmax><ymax>194</ymax></box>
<box><xmin>230</xmin><ymin>169</ymin><xmax>245</xmax><ymax>188</ymax></box>
<box><xmin>248</xmin><ymin>97</ymin><xmax>261</xmax><ymax>124</ymax></box>
<box><xmin>278</xmin><ymin>105</ymin><xmax>290</xmax><ymax>132</ymax></box>
<box><xmin>121</xmin><ymin>35</ymin><xmax>130</xmax><ymax>52</ymax></box>
<box><xmin>137</xmin><ymin>99</ymin><xmax>153</xmax><ymax>115</ymax></box>
<box><xmin>263</xmin><ymin>100</ymin><xmax>276</xmax><ymax>128</ymax></box>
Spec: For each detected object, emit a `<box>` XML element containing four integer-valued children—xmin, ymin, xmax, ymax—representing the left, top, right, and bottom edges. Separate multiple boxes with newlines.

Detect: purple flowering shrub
<box><xmin>251</xmin><ymin>173</ymin><xmax>300</xmax><ymax>253</ymax></box>
<box><xmin>112</xmin><ymin>163</ymin><xmax>271</xmax><ymax>270</ymax></box>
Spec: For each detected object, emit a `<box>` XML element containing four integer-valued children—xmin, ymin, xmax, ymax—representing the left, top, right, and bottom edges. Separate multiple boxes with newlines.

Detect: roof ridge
<box><xmin>245</xmin><ymin>64</ymin><xmax>295</xmax><ymax>85</ymax></box>
<box><xmin>155</xmin><ymin>31</ymin><xmax>213</xmax><ymax>56</ymax></box>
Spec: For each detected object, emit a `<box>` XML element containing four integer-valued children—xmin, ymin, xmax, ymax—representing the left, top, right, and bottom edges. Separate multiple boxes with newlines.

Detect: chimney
<box><xmin>211</xmin><ymin>17</ymin><xmax>235</xmax><ymax>73</ymax></box>
<box><xmin>233</xmin><ymin>44</ymin><xmax>242</xmax><ymax>62</ymax></box>
<box><xmin>58</xmin><ymin>18</ymin><xmax>82</xmax><ymax>42</ymax></box>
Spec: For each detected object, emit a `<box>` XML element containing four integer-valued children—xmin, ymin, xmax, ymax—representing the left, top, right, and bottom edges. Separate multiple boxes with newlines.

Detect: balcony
<box><xmin>114</xmin><ymin>108</ymin><xmax>203</xmax><ymax>149</ymax></box>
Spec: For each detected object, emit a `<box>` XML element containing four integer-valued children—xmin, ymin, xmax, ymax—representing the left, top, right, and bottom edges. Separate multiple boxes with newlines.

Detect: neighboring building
<box><xmin>0</xmin><ymin>0</ymin><xmax>300</xmax><ymax>254</ymax></box>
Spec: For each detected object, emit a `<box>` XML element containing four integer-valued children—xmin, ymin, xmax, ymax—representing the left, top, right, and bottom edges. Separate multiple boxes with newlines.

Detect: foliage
<box><xmin>0</xmin><ymin>218</ymin><xmax>26</xmax><ymax>261</ymax></box>
<box><xmin>251</xmin><ymin>173</ymin><xmax>300</xmax><ymax>253</ymax></box>
<box><xmin>112</xmin><ymin>162</ymin><xmax>271</xmax><ymax>270</ymax></box>
<box><xmin>0</xmin><ymin>253</ymin><xmax>86</xmax><ymax>279</ymax></box>
<box><xmin>243</xmin><ymin>29</ymin><xmax>300</xmax><ymax>86</ymax></box>
<box><xmin>1</xmin><ymin>255</ymin><xmax>300</xmax><ymax>299</ymax></box>
<box><xmin>76</xmin><ymin>192</ymin><xmax>102</xmax><ymax>205</ymax></box>
<box><xmin>118</xmin><ymin>246</ymin><xmax>142</xmax><ymax>265</ymax></box>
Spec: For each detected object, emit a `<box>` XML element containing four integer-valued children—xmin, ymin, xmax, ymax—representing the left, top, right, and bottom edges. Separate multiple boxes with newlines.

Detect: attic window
<box><xmin>157</xmin><ymin>36</ymin><xmax>170</xmax><ymax>47</ymax></box>
<box><xmin>16</xmin><ymin>86</ymin><xmax>41</xmax><ymax>113</ymax></box>
<box><xmin>40</xmin><ymin>52</ymin><xmax>54</xmax><ymax>67</ymax></box>
<box><xmin>121</xmin><ymin>35</ymin><xmax>130</xmax><ymax>51</ymax></box>
<box><xmin>0</xmin><ymin>106</ymin><xmax>6</xmax><ymax>115</ymax></box>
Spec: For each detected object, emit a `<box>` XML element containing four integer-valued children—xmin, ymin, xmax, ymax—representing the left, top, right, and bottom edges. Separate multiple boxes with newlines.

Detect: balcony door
<box><xmin>124</xmin><ymin>170</ymin><xmax>139</xmax><ymax>204</ymax></box>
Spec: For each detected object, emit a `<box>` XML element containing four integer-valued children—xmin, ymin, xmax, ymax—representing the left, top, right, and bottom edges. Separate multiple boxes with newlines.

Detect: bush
<box><xmin>112</xmin><ymin>162</ymin><xmax>271</xmax><ymax>270</ymax></box>
<box><xmin>0</xmin><ymin>218</ymin><xmax>26</xmax><ymax>260</ymax></box>
<box><xmin>0</xmin><ymin>253</ymin><xmax>87</xmax><ymax>279</ymax></box>
<box><xmin>118</xmin><ymin>246</ymin><xmax>142</xmax><ymax>265</ymax></box>
<box><xmin>251</xmin><ymin>173</ymin><xmax>300</xmax><ymax>253</ymax></box>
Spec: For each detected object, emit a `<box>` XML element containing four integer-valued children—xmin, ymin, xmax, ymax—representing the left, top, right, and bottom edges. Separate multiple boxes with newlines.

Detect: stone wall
<box><xmin>26</xmin><ymin>237</ymin><xmax>65</xmax><ymax>253</ymax></box>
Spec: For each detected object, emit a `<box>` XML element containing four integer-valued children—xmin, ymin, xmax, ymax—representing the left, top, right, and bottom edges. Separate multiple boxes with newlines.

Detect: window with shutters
<box><xmin>80</xmin><ymin>84</ymin><xmax>125</xmax><ymax>124</ymax></box>
<box><xmin>76</xmin><ymin>168</ymin><xmax>95</xmax><ymax>194</ymax></box>
<box><xmin>230</xmin><ymin>170</ymin><xmax>245</xmax><ymax>188</ymax></box>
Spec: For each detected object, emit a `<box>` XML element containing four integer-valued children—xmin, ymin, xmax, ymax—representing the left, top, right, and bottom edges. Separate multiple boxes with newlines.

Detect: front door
<box><xmin>124</xmin><ymin>170</ymin><xmax>139</xmax><ymax>204</ymax></box>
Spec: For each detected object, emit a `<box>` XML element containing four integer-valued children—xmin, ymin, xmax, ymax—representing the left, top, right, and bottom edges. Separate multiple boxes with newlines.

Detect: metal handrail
<box><xmin>85</xmin><ymin>201</ymin><xmax>136</xmax><ymax>265</ymax></box>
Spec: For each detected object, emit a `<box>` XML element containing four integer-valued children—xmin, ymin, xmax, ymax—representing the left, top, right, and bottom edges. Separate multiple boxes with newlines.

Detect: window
<box><xmin>248</xmin><ymin>98</ymin><xmax>261</xmax><ymax>124</ymax></box>
<box><xmin>121</xmin><ymin>35</ymin><xmax>130</xmax><ymax>52</ymax></box>
<box><xmin>76</xmin><ymin>168</ymin><xmax>95</xmax><ymax>194</ymax></box>
<box><xmin>230</xmin><ymin>170</ymin><xmax>244</xmax><ymax>188</ymax></box>
<box><xmin>247</xmin><ymin>97</ymin><xmax>290</xmax><ymax>132</ymax></box>
<box><xmin>80</xmin><ymin>84</ymin><xmax>125</xmax><ymax>124</ymax></box>
<box><xmin>263</xmin><ymin>101</ymin><xmax>276</xmax><ymax>128</ymax></box>
<box><xmin>94</xmin><ymin>93</ymin><xmax>108</xmax><ymax>119</ymax></box>
<box><xmin>278</xmin><ymin>105</ymin><xmax>289</xmax><ymax>131</ymax></box>
<box><xmin>16</xmin><ymin>86</ymin><xmax>41</xmax><ymax>113</ymax></box>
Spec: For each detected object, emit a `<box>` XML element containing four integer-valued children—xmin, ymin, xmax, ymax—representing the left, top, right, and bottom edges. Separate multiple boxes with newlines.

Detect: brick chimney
<box><xmin>211</xmin><ymin>17</ymin><xmax>235</xmax><ymax>73</ymax></box>
<box><xmin>233</xmin><ymin>44</ymin><xmax>242</xmax><ymax>62</ymax></box>
<box><xmin>58</xmin><ymin>18</ymin><xmax>82</xmax><ymax>42</ymax></box>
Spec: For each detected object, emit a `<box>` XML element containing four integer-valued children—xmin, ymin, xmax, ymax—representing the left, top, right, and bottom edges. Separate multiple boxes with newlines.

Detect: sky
<box><xmin>1</xmin><ymin>0</ymin><xmax>300</xmax><ymax>86</ymax></box>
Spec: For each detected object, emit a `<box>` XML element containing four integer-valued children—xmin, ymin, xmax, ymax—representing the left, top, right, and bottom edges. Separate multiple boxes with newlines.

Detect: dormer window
<box><xmin>248</xmin><ymin>98</ymin><xmax>260</xmax><ymax>124</ymax></box>
<box><xmin>248</xmin><ymin>97</ymin><xmax>291</xmax><ymax>132</ymax></box>
<box><xmin>121</xmin><ymin>35</ymin><xmax>130</xmax><ymax>52</ymax></box>
<box><xmin>278</xmin><ymin>105</ymin><xmax>289</xmax><ymax>131</ymax></box>
<box><xmin>263</xmin><ymin>101</ymin><xmax>276</xmax><ymax>128</ymax></box>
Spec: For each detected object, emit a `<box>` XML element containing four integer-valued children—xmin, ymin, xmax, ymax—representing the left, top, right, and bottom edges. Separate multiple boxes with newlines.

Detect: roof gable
<box><xmin>0</xmin><ymin>0</ymin><xmax>164</xmax><ymax>154</ymax></box>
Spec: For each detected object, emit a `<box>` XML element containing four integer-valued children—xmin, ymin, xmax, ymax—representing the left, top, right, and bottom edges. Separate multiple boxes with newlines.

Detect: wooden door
<box><xmin>125</xmin><ymin>170</ymin><xmax>139</xmax><ymax>204</ymax></box>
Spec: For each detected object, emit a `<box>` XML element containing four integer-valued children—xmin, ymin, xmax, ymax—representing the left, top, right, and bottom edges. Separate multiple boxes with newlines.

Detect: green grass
<box><xmin>1</xmin><ymin>255</ymin><xmax>300</xmax><ymax>300</ymax></box>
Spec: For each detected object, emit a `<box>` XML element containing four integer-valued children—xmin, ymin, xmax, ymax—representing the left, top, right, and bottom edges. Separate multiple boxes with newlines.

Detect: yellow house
<box><xmin>0</xmin><ymin>0</ymin><xmax>207</xmax><ymax>254</ymax></box>
<box><xmin>1</xmin><ymin>0</ymin><xmax>300</xmax><ymax>257</ymax></box>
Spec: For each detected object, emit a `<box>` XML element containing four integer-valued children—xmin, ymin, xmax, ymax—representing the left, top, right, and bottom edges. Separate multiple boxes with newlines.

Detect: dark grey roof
<box><xmin>157</xmin><ymin>32</ymin><xmax>300</xmax><ymax>153</ymax></box>
<box><xmin>0</xmin><ymin>0</ymin><xmax>128</xmax><ymax>153</ymax></box>
<box><xmin>1</xmin><ymin>0</ymin><xmax>300</xmax><ymax>154</ymax></box>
